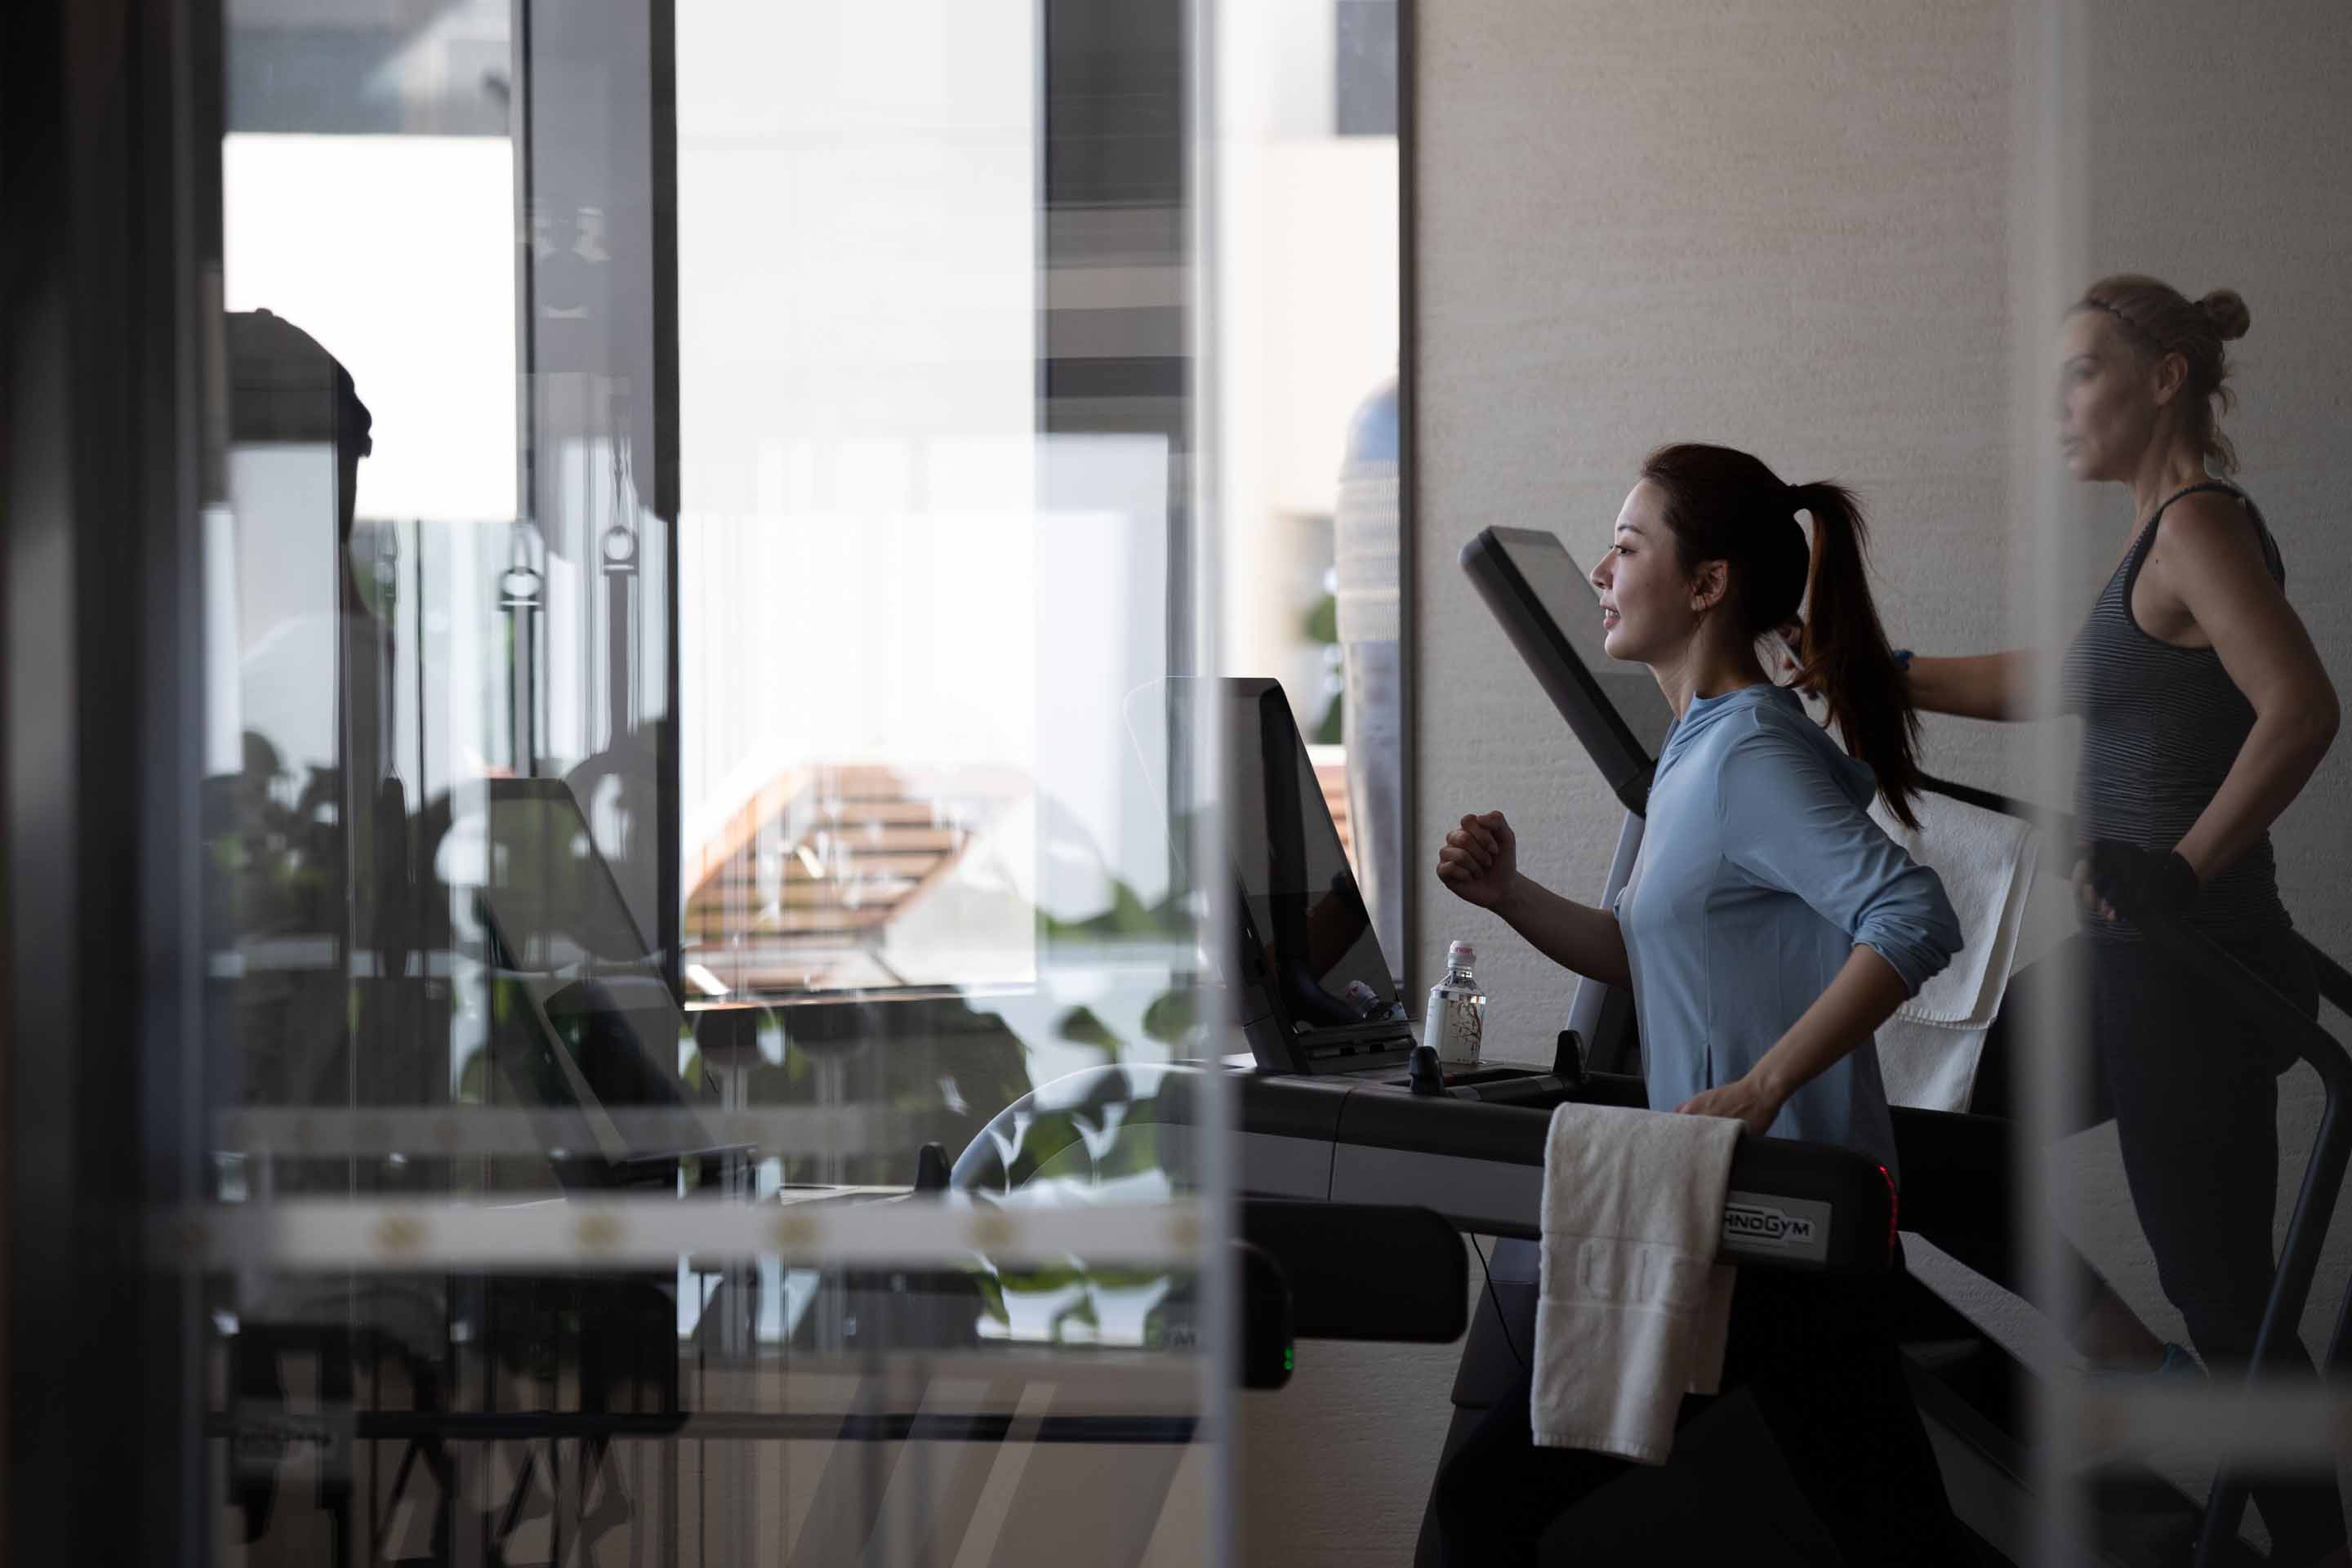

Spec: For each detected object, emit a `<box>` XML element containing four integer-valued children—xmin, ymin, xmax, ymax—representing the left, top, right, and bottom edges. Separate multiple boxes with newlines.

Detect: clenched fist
<box><xmin>1437</xmin><ymin>811</ymin><xmax>1519</xmax><ymax>911</ymax></box>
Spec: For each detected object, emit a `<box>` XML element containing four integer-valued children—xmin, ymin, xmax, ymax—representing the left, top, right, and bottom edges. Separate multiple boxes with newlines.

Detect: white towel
<box><xmin>1867</xmin><ymin>792</ymin><xmax>2040</xmax><ymax>1111</ymax></box>
<box><xmin>1868</xmin><ymin>792</ymin><xmax>2038</xmax><ymax>1027</ymax></box>
<box><xmin>1532</xmin><ymin>1102</ymin><xmax>1741</xmax><ymax>1464</ymax></box>
<box><xmin>1873</xmin><ymin>1020</ymin><xmax>1993</xmax><ymax>1113</ymax></box>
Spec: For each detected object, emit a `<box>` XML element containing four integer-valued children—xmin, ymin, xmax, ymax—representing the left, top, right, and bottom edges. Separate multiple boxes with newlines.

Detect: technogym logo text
<box><xmin>1722</xmin><ymin>1202</ymin><xmax>1816</xmax><ymax>1247</ymax></box>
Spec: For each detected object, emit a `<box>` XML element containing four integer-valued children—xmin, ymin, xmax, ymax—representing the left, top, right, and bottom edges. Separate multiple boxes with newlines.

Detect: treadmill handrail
<box><xmin>1919</xmin><ymin>773</ymin><xmax>2352</xmax><ymax>1098</ymax></box>
<box><xmin>1245</xmin><ymin>1073</ymin><xmax>1897</xmax><ymax>1272</ymax></box>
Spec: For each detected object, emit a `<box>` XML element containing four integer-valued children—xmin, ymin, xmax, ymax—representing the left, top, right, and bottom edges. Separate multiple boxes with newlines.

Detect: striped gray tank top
<box><xmin>2060</xmin><ymin>482</ymin><xmax>2291</xmax><ymax>940</ymax></box>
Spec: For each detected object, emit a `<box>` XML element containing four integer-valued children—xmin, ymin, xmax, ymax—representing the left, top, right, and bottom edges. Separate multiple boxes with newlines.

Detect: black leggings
<box><xmin>1962</xmin><ymin>930</ymin><xmax>2346</xmax><ymax>1561</ymax></box>
<box><xmin>1428</xmin><ymin>1256</ymin><xmax>1976</xmax><ymax>1566</ymax></box>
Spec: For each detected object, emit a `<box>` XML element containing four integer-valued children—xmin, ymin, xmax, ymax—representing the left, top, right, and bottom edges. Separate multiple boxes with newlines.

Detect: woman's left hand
<box><xmin>1675</xmin><ymin>1076</ymin><xmax>1784</xmax><ymax>1138</ymax></box>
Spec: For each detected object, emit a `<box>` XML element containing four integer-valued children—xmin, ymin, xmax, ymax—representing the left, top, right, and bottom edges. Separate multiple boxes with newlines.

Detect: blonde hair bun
<box><xmin>2200</xmin><ymin>287</ymin><xmax>2252</xmax><ymax>341</ymax></box>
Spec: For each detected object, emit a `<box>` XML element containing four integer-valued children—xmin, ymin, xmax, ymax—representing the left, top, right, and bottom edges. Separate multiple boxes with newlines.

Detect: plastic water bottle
<box><xmin>1423</xmin><ymin>941</ymin><xmax>1486</xmax><ymax>1068</ymax></box>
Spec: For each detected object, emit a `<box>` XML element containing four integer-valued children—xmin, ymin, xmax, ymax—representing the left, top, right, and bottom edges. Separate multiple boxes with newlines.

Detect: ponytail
<box><xmin>1786</xmin><ymin>482</ymin><xmax>1926</xmax><ymax>829</ymax></box>
<box><xmin>1639</xmin><ymin>444</ymin><xmax>1926</xmax><ymax>829</ymax></box>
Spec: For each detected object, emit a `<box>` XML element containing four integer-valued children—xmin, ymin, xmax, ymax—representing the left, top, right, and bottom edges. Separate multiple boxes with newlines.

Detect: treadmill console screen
<box><xmin>1224</xmin><ymin>679</ymin><xmax>1404</xmax><ymax>1031</ymax></box>
<box><xmin>1459</xmin><ymin>527</ymin><xmax>1673</xmax><ymax>814</ymax></box>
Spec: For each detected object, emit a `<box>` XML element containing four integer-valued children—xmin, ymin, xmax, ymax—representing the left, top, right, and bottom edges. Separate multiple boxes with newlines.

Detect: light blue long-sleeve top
<box><xmin>1615</xmin><ymin>684</ymin><xmax>1960</xmax><ymax>1184</ymax></box>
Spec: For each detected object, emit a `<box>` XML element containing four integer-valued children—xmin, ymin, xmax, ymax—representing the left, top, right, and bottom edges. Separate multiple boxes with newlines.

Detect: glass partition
<box><xmin>2025</xmin><ymin>7</ymin><xmax>2352</xmax><ymax>1565</ymax></box>
<box><xmin>190</xmin><ymin>2</ymin><xmax>1228</xmax><ymax>1562</ymax></box>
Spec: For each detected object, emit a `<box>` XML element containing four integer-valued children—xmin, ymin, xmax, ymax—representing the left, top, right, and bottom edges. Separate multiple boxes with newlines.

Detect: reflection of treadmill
<box><xmin>474</xmin><ymin>777</ymin><xmax>733</xmax><ymax>1188</ymax></box>
<box><xmin>231</xmin><ymin>782</ymin><xmax>734</xmax><ymax>1556</ymax></box>
<box><xmin>1449</xmin><ymin>524</ymin><xmax>2264</xmax><ymax>1568</ymax></box>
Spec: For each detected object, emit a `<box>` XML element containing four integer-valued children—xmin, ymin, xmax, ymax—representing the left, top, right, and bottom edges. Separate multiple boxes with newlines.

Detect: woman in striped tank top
<box><xmin>1906</xmin><ymin>276</ymin><xmax>2345</xmax><ymax>1565</ymax></box>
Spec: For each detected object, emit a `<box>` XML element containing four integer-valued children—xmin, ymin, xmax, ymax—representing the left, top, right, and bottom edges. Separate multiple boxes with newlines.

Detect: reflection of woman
<box><xmin>1904</xmin><ymin>277</ymin><xmax>2345</xmax><ymax>1566</ymax></box>
<box><xmin>1430</xmin><ymin>444</ymin><xmax>1969</xmax><ymax>1564</ymax></box>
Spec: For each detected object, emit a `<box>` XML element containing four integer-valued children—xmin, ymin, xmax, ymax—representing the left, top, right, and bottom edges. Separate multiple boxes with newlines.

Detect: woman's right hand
<box><xmin>1437</xmin><ymin>811</ymin><xmax>1520</xmax><ymax>912</ymax></box>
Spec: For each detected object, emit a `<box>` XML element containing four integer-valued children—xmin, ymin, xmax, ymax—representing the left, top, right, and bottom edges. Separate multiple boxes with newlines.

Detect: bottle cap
<box><xmin>1446</xmin><ymin>940</ymin><xmax>1476</xmax><ymax>968</ymax></box>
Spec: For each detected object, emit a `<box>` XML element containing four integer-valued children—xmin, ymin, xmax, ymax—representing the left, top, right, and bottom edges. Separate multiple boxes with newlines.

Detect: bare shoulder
<box><xmin>2150</xmin><ymin>488</ymin><xmax>2266</xmax><ymax>568</ymax></box>
<box><xmin>2137</xmin><ymin>488</ymin><xmax>2296</xmax><ymax>649</ymax></box>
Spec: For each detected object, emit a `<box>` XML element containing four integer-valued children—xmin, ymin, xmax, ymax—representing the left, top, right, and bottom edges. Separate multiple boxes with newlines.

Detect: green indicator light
<box><xmin>1282</xmin><ymin>1347</ymin><xmax>1294</xmax><ymax>1371</ymax></box>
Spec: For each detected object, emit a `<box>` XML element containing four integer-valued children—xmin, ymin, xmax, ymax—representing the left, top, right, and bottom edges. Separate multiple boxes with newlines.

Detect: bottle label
<box><xmin>1423</xmin><ymin>991</ymin><xmax>1483</xmax><ymax>1067</ymax></box>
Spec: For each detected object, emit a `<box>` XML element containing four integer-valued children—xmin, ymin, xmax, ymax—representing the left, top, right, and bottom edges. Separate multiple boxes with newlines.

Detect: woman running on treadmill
<box><xmin>1902</xmin><ymin>275</ymin><xmax>2346</xmax><ymax>1566</ymax></box>
<box><xmin>1431</xmin><ymin>443</ymin><xmax>1972</xmax><ymax>1564</ymax></box>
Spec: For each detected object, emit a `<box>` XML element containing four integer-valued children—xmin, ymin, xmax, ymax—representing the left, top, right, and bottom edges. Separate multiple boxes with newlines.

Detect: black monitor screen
<box><xmin>1499</xmin><ymin>530</ymin><xmax>1675</xmax><ymax>758</ymax></box>
<box><xmin>1223</xmin><ymin>679</ymin><xmax>1402</xmax><ymax>1028</ymax></box>
<box><xmin>1461</xmin><ymin>526</ymin><xmax>1674</xmax><ymax>814</ymax></box>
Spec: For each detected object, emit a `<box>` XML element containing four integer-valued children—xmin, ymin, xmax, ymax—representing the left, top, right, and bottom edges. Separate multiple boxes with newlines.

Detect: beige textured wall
<box><xmin>1244</xmin><ymin>2</ymin><xmax>2352</xmax><ymax>1562</ymax></box>
<box><xmin>1410</xmin><ymin>0</ymin><xmax>2020</xmax><ymax>1037</ymax></box>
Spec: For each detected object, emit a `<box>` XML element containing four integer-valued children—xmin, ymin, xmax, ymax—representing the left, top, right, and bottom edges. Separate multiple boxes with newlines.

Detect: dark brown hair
<box><xmin>2074</xmin><ymin>274</ymin><xmax>2252</xmax><ymax>474</ymax></box>
<box><xmin>1640</xmin><ymin>443</ymin><xmax>1925</xmax><ymax>828</ymax></box>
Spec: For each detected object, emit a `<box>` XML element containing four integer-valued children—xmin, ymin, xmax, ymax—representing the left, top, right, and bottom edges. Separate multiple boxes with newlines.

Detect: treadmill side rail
<box><xmin>1238</xmin><ymin>1132</ymin><xmax>1339</xmax><ymax>1201</ymax></box>
<box><xmin>1238</xmin><ymin>1074</ymin><xmax>1893</xmax><ymax>1272</ymax></box>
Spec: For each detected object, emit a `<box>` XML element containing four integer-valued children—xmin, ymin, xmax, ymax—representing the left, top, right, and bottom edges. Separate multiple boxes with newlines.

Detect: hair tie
<box><xmin>1778</xmin><ymin>487</ymin><xmax>1815</xmax><ymax>606</ymax></box>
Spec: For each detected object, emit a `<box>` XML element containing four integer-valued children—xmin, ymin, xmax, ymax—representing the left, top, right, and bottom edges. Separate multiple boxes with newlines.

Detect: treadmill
<box><xmin>951</xmin><ymin>677</ymin><xmax>1918</xmax><ymax>1561</ymax></box>
<box><xmin>1206</xmin><ymin>672</ymin><xmax>1890</xmax><ymax>1272</ymax></box>
<box><xmin>1433</xmin><ymin>526</ymin><xmax>2036</xmax><ymax>1564</ymax></box>
<box><xmin>1447</xmin><ymin>523</ymin><xmax>2352</xmax><ymax>1567</ymax></box>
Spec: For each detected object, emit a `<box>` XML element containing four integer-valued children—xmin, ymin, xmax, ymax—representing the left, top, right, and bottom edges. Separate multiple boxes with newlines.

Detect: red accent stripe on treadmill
<box><xmin>1878</xmin><ymin>1165</ymin><xmax>1899</xmax><ymax>1264</ymax></box>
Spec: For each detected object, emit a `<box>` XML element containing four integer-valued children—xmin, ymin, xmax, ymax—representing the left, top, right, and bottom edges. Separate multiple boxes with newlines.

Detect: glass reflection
<box><xmin>201</xmin><ymin>0</ymin><xmax>1231</xmax><ymax>1561</ymax></box>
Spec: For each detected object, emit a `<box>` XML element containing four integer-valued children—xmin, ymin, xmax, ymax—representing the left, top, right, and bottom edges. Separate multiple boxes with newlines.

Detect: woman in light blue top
<box><xmin>1439</xmin><ymin>443</ymin><xmax>1958</xmax><ymax>1175</ymax></box>
<box><xmin>1616</xmin><ymin>674</ymin><xmax>1953</xmax><ymax>1182</ymax></box>
<box><xmin>1428</xmin><ymin>444</ymin><xmax>1969</xmax><ymax>1566</ymax></box>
